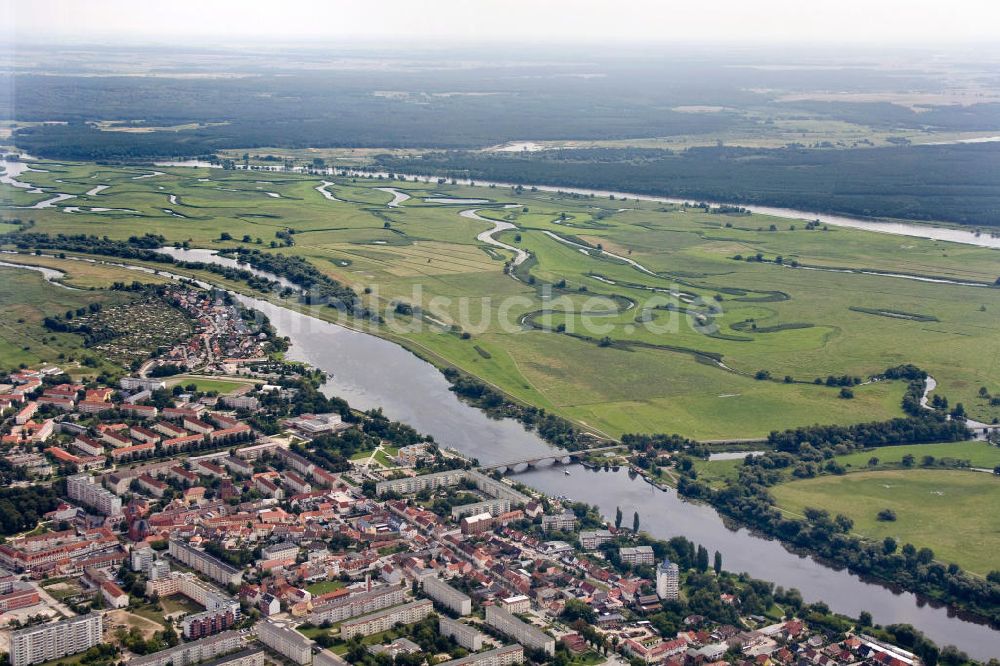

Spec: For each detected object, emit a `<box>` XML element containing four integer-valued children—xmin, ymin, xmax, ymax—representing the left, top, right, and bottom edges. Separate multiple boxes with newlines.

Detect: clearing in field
<box><xmin>770</xmin><ymin>469</ymin><xmax>1000</xmax><ymax>575</ymax></box>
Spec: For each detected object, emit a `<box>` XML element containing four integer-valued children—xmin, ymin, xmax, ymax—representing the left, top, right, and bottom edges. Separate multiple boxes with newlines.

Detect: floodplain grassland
<box><xmin>0</xmin><ymin>251</ymin><xmax>171</xmax><ymax>288</ymax></box>
<box><xmin>0</xmin><ymin>266</ymin><xmax>129</xmax><ymax>375</ymax></box>
<box><xmin>770</xmin><ymin>469</ymin><xmax>1000</xmax><ymax>575</ymax></box>
<box><xmin>3</xmin><ymin>160</ymin><xmax>1000</xmax><ymax>439</ymax></box>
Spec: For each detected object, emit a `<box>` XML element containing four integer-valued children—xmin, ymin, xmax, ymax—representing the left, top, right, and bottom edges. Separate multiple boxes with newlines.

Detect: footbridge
<box><xmin>479</xmin><ymin>445</ymin><xmax>626</xmax><ymax>474</ymax></box>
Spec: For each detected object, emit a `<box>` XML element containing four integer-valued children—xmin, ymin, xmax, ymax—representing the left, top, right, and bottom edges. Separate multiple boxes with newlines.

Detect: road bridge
<box><xmin>479</xmin><ymin>445</ymin><xmax>625</xmax><ymax>474</ymax></box>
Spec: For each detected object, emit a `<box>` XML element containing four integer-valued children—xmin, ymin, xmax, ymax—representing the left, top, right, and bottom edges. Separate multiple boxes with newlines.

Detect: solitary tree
<box><xmin>713</xmin><ymin>551</ymin><xmax>722</xmax><ymax>574</ymax></box>
<box><xmin>632</xmin><ymin>511</ymin><xmax>640</xmax><ymax>533</ymax></box>
<box><xmin>615</xmin><ymin>506</ymin><xmax>623</xmax><ymax>530</ymax></box>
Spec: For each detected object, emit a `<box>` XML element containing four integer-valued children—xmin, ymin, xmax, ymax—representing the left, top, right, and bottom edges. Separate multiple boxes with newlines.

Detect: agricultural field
<box><xmin>770</xmin><ymin>469</ymin><xmax>1000</xmax><ymax>575</ymax></box>
<box><xmin>3</xmin><ymin>160</ymin><xmax>999</xmax><ymax>439</ymax></box>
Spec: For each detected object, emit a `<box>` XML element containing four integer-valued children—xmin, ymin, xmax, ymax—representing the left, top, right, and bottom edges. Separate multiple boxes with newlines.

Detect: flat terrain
<box><xmin>166</xmin><ymin>375</ymin><xmax>255</xmax><ymax>395</ymax></box>
<box><xmin>3</xmin><ymin>161</ymin><xmax>999</xmax><ymax>438</ymax></box>
<box><xmin>771</xmin><ymin>469</ymin><xmax>1000</xmax><ymax>575</ymax></box>
<box><xmin>0</xmin><ymin>266</ymin><xmax>130</xmax><ymax>375</ymax></box>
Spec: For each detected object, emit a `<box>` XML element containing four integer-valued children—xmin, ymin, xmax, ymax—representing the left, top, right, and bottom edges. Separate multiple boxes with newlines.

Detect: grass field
<box><xmin>693</xmin><ymin>441</ymin><xmax>1000</xmax><ymax>488</ymax></box>
<box><xmin>306</xmin><ymin>580</ymin><xmax>346</xmax><ymax>595</ymax></box>
<box><xmin>159</xmin><ymin>593</ymin><xmax>204</xmax><ymax>616</ymax></box>
<box><xmin>3</xmin><ymin>160</ymin><xmax>999</xmax><ymax>438</ymax></box>
<box><xmin>167</xmin><ymin>375</ymin><xmax>255</xmax><ymax>395</ymax></box>
<box><xmin>0</xmin><ymin>252</ymin><xmax>171</xmax><ymax>289</ymax></box>
<box><xmin>834</xmin><ymin>441</ymin><xmax>1000</xmax><ymax>470</ymax></box>
<box><xmin>0</xmin><ymin>266</ymin><xmax>131</xmax><ymax>376</ymax></box>
<box><xmin>770</xmin><ymin>469</ymin><xmax>1000</xmax><ymax>575</ymax></box>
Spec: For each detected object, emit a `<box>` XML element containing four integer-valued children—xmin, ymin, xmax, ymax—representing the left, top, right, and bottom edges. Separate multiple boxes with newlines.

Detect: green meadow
<box><xmin>771</xmin><ymin>469</ymin><xmax>1000</xmax><ymax>575</ymax></box>
<box><xmin>3</xmin><ymin>160</ymin><xmax>999</xmax><ymax>439</ymax></box>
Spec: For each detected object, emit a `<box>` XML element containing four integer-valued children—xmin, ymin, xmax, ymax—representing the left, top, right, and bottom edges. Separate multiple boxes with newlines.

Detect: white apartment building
<box><xmin>656</xmin><ymin>560</ymin><xmax>679</xmax><ymax>600</ymax></box>
<box><xmin>339</xmin><ymin>599</ymin><xmax>434</xmax><ymax>640</ymax></box>
<box><xmin>9</xmin><ymin>614</ymin><xmax>103</xmax><ymax>666</ymax></box>
<box><xmin>66</xmin><ymin>474</ymin><xmax>122</xmax><ymax>516</ymax></box>
<box><xmin>423</xmin><ymin>576</ymin><xmax>472</xmax><ymax>616</ymax></box>
<box><xmin>130</xmin><ymin>631</ymin><xmax>243</xmax><ymax>666</ymax></box>
<box><xmin>258</xmin><ymin>620</ymin><xmax>315</xmax><ymax>665</ymax></box>
<box><xmin>438</xmin><ymin>616</ymin><xmax>486</xmax><ymax>651</ymax></box>
<box><xmin>619</xmin><ymin>545</ymin><xmax>655</xmax><ymax>566</ymax></box>
<box><xmin>434</xmin><ymin>644</ymin><xmax>524</xmax><ymax>666</ymax></box>
<box><xmin>484</xmin><ymin>605</ymin><xmax>554</xmax><ymax>656</ymax></box>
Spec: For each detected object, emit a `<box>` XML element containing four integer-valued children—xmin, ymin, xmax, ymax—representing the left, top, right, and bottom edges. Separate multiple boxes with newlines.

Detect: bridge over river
<box><xmin>478</xmin><ymin>444</ymin><xmax>626</xmax><ymax>473</ymax></box>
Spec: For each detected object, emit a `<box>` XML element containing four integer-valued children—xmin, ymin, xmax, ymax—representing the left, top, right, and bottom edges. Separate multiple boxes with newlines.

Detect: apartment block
<box><xmin>306</xmin><ymin>584</ymin><xmax>406</xmax><ymax>625</ymax></box>
<box><xmin>579</xmin><ymin>530</ymin><xmax>614</xmax><ymax>550</ymax></box>
<box><xmin>168</xmin><ymin>539</ymin><xmax>243</xmax><ymax>587</ymax></box>
<box><xmin>129</xmin><ymin>631</ymin><xmax>243</xmax><ymax>666</ymax></box>
<box><xmin>451</xmin><ymin>498</ymin><xmax>511</xmax><ymax>521</ymax></box>
<box><xmin>541</xmin><ymin>510</ymin><xmax>576</xmax><ymax>533</ymax></box>
<box><xmin>438</xmin><ymin>616</ymin><xmax>486</xmax><ymax>651</ymax></box>
<box><xmin>258</xmin><ymin>620</ymin><xmax>315</xmax><ymax>665</ymax></box>
<box><xmin>484</xmin><ymin>605</ymin><xmax>555</xmax><ymax>656</ymax></box>
<box><xmin>9</xmin><ymin>614</ymin><xmax>103</xmax><ymax>666</ymax></box>
<box><xmin>66</xmin><ymin>474</ymin><xmax>122</xmax><ymax>516</ymax></box>
<box><xmin>619</xmin><ymin>546</ymin><xmax>655</xmax><ymax>566</ymax></box>
<box><xmin>434</xmin><ymin>645</ymin><xmax>524</xmax><ymax>666</ymax></box>
<box><xmin>339</xmin><ymin>599</ymin><xmax>434</xmax><ymax>640</ymax></box>
<box><xmin>423</xmin><ymin>576</ymin><xmax>472</xmax><ymax>616</ymax></box>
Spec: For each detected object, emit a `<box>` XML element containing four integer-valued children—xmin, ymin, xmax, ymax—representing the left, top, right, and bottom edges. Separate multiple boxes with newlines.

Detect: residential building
<box><xmin>307</xmin><ymin>585</ymin><xmax>406</xmax><ymax>625</ymax></box>
<box><xmin>656</xmin><ymin>560</ymin><xmax>679</xmax><ymax>601</ymax></box>
<box><xmin>434</xmin><ymin>645</ymin><xmax>523</xmax><ymax>666</ymax></box>
<box><xmin>438</xmin><ymin>616</ymin><xmax>486</xmax><ymax>651</ymax></box>
<box><xmin>66</xmin><ymin>474</ymin><xmax>122</xmax><ymax>516</ymax></box>
<box><xmin>460</xmin><ymin>513</ymin><xmax>494</xmax><ymax>535</ymax></box>
<box><xmin>9</xmin><ymin>614</ymin><xmax>103</xmax><ymax>666</ymax></box>
<box><xmin>423</xmin><ymin>576</ymin><xmax>472</xmax><ymax>616</ymax></box>
<box><xmin>129</xmin><ymin>630</ymin><xmax>242</xmax><ymax>666</ymax></box>
<box><xmin>120</xmin><ymin>377</ymin><xmax>166</xmax><ymax>392</ymax></box>
<box><xmin>619</xmin><ymin>546</ymin><xmax>655</xmax><ymax>566</ymax></box>
<box><xmin>484</xmin><ymin>605</ymin><xmax>554</xmax><ymax>655</ymax></box>
<box><xmin>451</xmin><ymin>498</ymin><xmax>511</xmax><ymax>520</ymax></box>
<box><xmin>579</xmin><ymin>530</ymin><xmax>614</xmax><ymax>550</ymax></box>
<box><xmin>500</xmin><ymin>595</ymin><xmax>531</xmax><ymax>615</ymax></box>
<box><xmin>168</xmin><ymin>539</ymin><xmax>243</xmax><ymax>587</ymax></box>
<box><xmin>339</xmin><ymin>599</ymin><xmax>434</xmax><ymax>639</ymax></box>
<box><xmin>257</xmin><ymin>620</ymin><xmax>314</xmax><ymax>665</ymax></box>
<box><xmin>541</xmin><ymin>510</ymin><xmax>576</xmax><ymax>533</ymax></box>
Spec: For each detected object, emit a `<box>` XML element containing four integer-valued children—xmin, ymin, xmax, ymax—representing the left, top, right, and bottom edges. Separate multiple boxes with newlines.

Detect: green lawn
<box><xmin>770</xmin><ymin>469</ymin><xmax>1000</xmax><ymax>575</ymax></box>
<box><xmin>306</xmin><ymin>580</ymin><xmax>346</xmax><ymax>596</ymax></box>
<box><xmin>834</xmin><ymin>441</ymin><xmax>1000</xmax><ymax>471</ymax></box>
<box><xmin>5</xmin><ymin>160</ymin><xmax>1000</xmax><ymax>439</ymax></box>
<box><xmin>159</xmin><ymin>593</ymin><xmax>204</xmax><ymax>616</ymax></box>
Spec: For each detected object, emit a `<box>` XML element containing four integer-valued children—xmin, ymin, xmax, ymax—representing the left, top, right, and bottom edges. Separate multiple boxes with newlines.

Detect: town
<box><xmin>0</xmin><ymin>286</ymin><xmax>934</xmax><ymax>666</ymax></box>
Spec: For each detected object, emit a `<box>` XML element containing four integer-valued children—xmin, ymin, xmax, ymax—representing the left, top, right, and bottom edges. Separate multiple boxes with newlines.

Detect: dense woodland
<box><xmin>375</xmin><ymin>144</ymin><xmax>1000</xmax><ymax>227</ymax></box>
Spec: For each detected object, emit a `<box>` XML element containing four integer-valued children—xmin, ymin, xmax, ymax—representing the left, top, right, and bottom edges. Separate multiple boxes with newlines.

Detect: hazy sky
<box><xmin>8</xmin><ymin>0</ymin><xmax>1000</xmax><ymax>46</ymax></box>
